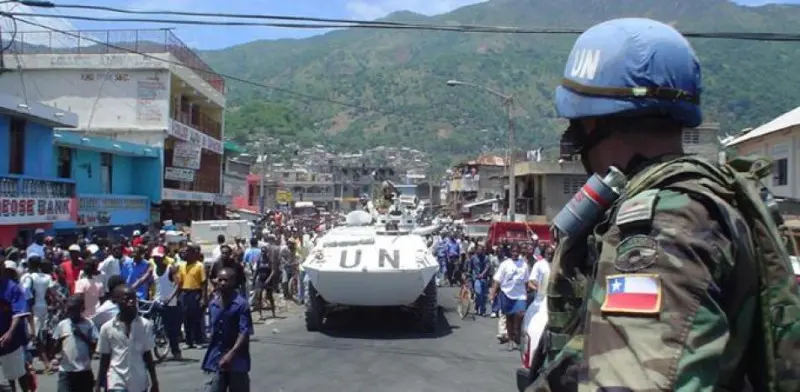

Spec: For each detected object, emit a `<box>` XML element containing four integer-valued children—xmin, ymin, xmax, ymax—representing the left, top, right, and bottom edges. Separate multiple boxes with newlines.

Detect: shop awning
<box><xmin>224</xmin><ymin>141</ymin><xmax>245</xmax><ymax>154</ymax></box>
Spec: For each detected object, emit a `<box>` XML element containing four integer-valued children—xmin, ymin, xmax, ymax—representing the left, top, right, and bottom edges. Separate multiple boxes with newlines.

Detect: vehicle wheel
<box><xmin>153</xmin><ymin>327</ymin><xmax>171</xmax><ymax>362</ymax></box>
<box><xmin>305</xmin><ymin>282</ymin><xmax>325</xmax><ymax>331</ymax></box>
<box><xmin>417</xmin><ymin>278</ymin><xmax>438</xmax><ymax>333</ymax></box>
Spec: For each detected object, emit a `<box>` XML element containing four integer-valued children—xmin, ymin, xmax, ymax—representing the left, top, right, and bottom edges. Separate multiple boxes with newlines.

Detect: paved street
<box><xmin>38</xmin><ymin>287</ymin><xmax>519</xmax><ymax>392</ymax></box>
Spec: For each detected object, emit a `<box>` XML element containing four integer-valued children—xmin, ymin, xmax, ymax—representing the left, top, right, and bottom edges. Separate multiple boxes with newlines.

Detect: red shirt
<box><xmin>59</xmin><ymin>259</ymin><xmax>77</xmax><ymax>294</ymax></box>
<box><xmin>131</xmin><ymin>236</ymin><xmax>143</xmax><ymax>247</ymax></box>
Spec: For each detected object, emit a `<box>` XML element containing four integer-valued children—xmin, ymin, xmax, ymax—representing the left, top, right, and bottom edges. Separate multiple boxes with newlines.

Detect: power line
<box><xmin>12</xmin><ymin>0</ymin><xmax>800</xmax><ymax>41</ymax></box>
<box><xmin>2</xmin><ymin>16</ymin><xmax>399</xmax><ymax>115</ymax></box>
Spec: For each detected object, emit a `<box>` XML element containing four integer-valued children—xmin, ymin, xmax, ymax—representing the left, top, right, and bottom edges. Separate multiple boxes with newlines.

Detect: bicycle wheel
<box><xmin>153</xmin><ymin>319</ymin><xmax>171</xmax><ymax>362</ymax></box>
<box><xmin>457</xmin><ymin>286</ymin><xmax>473</xmax><ymax>320</ymax></box>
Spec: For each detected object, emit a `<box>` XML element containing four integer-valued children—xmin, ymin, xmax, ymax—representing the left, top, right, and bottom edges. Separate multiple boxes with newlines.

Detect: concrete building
<box><xmin>684</xmin><ymin>123</ymin><xmax>721</xmax><ymax>162</ymax></box>
<box><xmin>511</xmin><ymin>160</ymin><xmax>588</xmax><ymax>221</ymax></box>
<box><xmin>221</xmin><ymin>141</ymin><xmax>251</xmax><ymax>211</ymax></box>
<box><xmin>2</xmin><ymin>28</ymin><xmax>226</xmax><ymax>226</ymax></box>
<box><xmin>727</xmin><ymin>108</ymin><xmax>800</xmax><ymax>198</ymax></box>
<box><xmin>0</xmin><ymin>93</ymin><xmax>78</xmax><ymax>245</ymax></box>
<box><xmin>50</xmin><ymin>131</ymin><xmax>159</xmax><ymax>237</ymax></box>
<box><xmin>446</xmin><ymin>155</ymin><xmax>507</xmax><ymax>211</ymax></box>
<box><xmin>506</xmin><ymin>124</ymin><xmax>722</xmax><ymax>222</ymax></box>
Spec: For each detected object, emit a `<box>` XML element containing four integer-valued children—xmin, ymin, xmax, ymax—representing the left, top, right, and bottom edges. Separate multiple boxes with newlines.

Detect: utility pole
<box><xmin>506</xmin><ymin>97</ymin><xmax>516</xmax><ymax>221</ymax></box>
<box><xmin>445</xmin><ymin>79</ymin><xmax>516</xmax><ymax>221</ymax></box>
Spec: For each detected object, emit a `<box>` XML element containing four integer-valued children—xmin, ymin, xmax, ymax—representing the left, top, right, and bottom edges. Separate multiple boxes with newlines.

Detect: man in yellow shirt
<box><xmin>177</xmin><ymin>244</ymin><xmax>206</xmax><ymax>348</ymax></box>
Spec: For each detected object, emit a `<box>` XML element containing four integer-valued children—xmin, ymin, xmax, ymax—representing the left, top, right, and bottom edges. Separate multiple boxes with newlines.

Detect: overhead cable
<box><xmin>7</xmin><ymin>0</ymin><xmax>800</xmax><ymax>41</ymax></box>
<box><xmin>5</xmin><ymin>15</ymin><xmax>414</xmax><ymax>116</ymax></box>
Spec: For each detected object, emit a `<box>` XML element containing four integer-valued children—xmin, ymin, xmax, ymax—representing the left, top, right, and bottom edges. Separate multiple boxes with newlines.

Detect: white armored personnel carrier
<box><xmin>302</xmin><ymin>200</ymin><xmax>440</xmax><ymax>332</ymax></box>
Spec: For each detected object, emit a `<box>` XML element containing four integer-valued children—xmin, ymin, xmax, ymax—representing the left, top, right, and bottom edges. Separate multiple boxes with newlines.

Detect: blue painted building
<box><xmin>0</xmin><ymin>93</ymin><xmax>78</xmax><ymax>246</ymax></box>
<box><xmin>50</xmin><ymin>131</ymin><xmax>161</xmax><ymax>237</ymax></box>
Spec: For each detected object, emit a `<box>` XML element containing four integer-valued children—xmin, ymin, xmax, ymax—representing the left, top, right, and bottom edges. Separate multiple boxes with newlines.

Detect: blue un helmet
<box><xmin>554</xmin><ymin>18</ymin><xmax>702</xmax><ymax>154</ymax></box>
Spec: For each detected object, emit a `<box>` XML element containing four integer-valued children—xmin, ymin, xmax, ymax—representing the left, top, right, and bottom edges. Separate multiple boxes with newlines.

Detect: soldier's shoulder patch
<box><xmin>615</xmin><ymin>189</ymin><xmax>659</xmax><ymax>226</ymax></box>
<box><xmin>614</xmin><ymin>235</ymin><xmax>659</xmax><ymax>272</ymax></box>
<box><xmin>601</xmin><ymin>273</ymin><xmax>662</xmax><ymax>315</ymax></box>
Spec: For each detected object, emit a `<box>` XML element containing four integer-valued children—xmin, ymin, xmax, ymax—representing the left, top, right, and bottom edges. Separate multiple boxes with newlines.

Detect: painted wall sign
<box><xmin>172</xmin><ymin>141</ymin><xmax>202</xmax><ymax>169</ymax></box>
<box><xmin>167</xmin><ymin>119</ymin><xmax>223</xmax><ymax>155</ymax></box>
<box><xmin>162</xmin><ymin>188</ymin><xmax>215</xmax><ymax>203</ymax></box>
<box><xmin>0</xmin><ymin>197</ymin><xmax>72</xmax><ymax>224</ymax></box>
<box><xmin>76</xmin><ymin>196</ymin><xmax>149</xmax><ymax>227</ymax></box>
<box><xmin>164</xmin><ymin>167</ymin><xmax>196</xmax><ymax>182</ymax></box>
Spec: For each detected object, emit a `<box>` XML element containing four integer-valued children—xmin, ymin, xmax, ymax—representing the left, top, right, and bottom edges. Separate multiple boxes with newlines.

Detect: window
<box><xmin>8</xmin><ymin>117</ymin><xmax>25</xmax><ymax>174</ymax></box>
<box><xmin>563</xmin><ymin>176</ymin><xmax>583</xmax><ymax>195</ymax></box>
<box><xmin>100</xmin><ymin>153</ymin><xmax>113</xmax><ymax>193</ymax></box>
<box><xmin>773</xmin><ymin>158</ymin><xmax>789</xmax><ymax>186</ymax></box>
<box><xmin>57</xmin><ymin>147</ymin><xmax>72</xmax><ymax>179</ymax></box>
<box><xmin>682</xmin><ymin>129</ymin><xmax>700</xmax><ymax>145</ymax></box>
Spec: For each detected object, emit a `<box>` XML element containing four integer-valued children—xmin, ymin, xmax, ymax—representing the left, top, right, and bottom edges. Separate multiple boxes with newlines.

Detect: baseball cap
<box><xmin>34</xmin><ymin>228</ymin><xmax>45</xmax><ymax>235</ymax></box>
<box><xmin>87</xmin><ymin>244</ymin><xmax>100</xmax><ymax>255</ymax></box>
<box><xmin>151</xmin><ymin>246</ymin><xmax>166</xmax><ymax>258</ymax></box>
<box><xmin>133</xmin><ymin>230</ymin><xmax>141</xmax><ymax>236</ymax></box>
<box><xmin>68</xmin><ymin>244</ymin><xmax>81</xmax><ymax>252</ymax></box>
<box><xmin>554</xmin><ymin>18</ymin><xmax>702</xmax><ymax>127</ymax></box>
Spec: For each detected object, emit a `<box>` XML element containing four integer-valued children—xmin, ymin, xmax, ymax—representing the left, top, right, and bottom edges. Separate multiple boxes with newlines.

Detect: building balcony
<box><xmin>0</xmin><ymin>175</ymin><xmax>75</xmax><ymax>199</ymax></box>
<box><xmin>449</xmin><ymin>177</ymin><xmax>479</xmax><ymax>192</ymax></box>
<box><xmin>13</xmin><ymin>29</ymin><xmax>224</xmax><ymax>93</ymax></box>
<box><xmin>171</xmin><ymin>110</ymin><xmax>222</xmax><ymax>140</ymax></box>
<box><xmin>295</xmin><ymin>192</ymin><xmax>335</xmax><ymax>202</ymax></box>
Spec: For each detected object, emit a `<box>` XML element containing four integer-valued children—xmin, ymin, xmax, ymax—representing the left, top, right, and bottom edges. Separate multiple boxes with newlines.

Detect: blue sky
<box><xmin>7</xmin><ymin>0</ymin><xmax>800</xmax><ymax>49</ymax></box>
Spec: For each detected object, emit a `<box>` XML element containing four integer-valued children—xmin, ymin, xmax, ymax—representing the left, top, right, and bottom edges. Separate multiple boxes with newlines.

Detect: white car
<box><xmin>516</xmin><ymin>297</ymin><xmax>549</xmax><ymax>391</ymax></box>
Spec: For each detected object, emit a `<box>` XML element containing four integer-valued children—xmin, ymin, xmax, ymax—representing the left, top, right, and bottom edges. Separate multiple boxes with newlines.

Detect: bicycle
<box><xmin>457</xmin><ymin>278</ymin><xmax>476</xmax><ymax>320</ymax></box>
<box><xmin>137</xmin><ymin>300</ymin><xmax>171</xmax><ymax>362</ymax></box>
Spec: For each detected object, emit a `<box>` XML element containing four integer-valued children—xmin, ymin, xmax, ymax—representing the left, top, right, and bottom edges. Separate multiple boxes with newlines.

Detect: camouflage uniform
<box><xmin>529</xmin><ymin>156</ymin><xmax>762</xmax><ymax>391</ymax></box>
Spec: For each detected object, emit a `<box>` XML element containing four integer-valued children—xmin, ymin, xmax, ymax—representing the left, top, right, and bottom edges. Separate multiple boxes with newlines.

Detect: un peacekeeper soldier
<box><xmin>377</xmin><ymin>180</ymin><xmax>400</xmax><ymax>212</ymax></box>
<box><xmin>525</xmin><ymin>18</ymin><xmax>800</xmax><ymax>391</ymax></box>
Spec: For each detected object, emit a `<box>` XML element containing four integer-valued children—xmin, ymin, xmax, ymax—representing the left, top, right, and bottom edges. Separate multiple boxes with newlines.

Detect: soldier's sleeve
<box><xmin>581</xmin><ymin>188</ymin><xmax>757</xmax><ymax>391</ymax></box>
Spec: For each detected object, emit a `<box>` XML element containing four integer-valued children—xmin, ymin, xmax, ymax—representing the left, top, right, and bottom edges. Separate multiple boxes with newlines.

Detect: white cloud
<box><xmin>345</xmin><ymin>0</ymin><xmax>486</xmax><ymax>20</ymax></box>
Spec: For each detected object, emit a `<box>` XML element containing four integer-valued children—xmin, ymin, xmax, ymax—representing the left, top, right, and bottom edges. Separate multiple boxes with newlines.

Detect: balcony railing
<box><xmin>296</xmin><ymin>192</ymin><xmax>335</xmax><ymax>201</ymax></box>
<box><xmin>11</xmin><ymin>29</ymin><xmax>225</xmax><ymax>93</ymax></box>
<box><xmin>0</xmin><ymin>175</ymin><xmax>75</xmax><ymax>198</ymax></box>
<box><xmin>171</xmin><ymin>110</ymin><xmax>222</xmax><ymax>140</ymax></box>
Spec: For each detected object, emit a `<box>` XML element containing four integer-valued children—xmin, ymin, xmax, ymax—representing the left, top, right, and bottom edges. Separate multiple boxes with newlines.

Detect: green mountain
<box><xmin>202</xmin><ymin>0</ymin><xmax>800</xmax><ymax>169</ymax></box>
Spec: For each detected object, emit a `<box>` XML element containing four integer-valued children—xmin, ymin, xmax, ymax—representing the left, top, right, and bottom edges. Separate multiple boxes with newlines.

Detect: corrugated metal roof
<box><xmin>727</xmin><ymin>106</ymin><xmax>800</xmax><ymax>146</ymax></box>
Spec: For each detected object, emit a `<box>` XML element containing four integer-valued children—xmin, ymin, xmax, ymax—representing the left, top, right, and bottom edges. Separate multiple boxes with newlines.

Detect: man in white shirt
<box><xmin>211</xmin><ymin>235</ymin><xmax>226</xmax><ymax>263</ymax></box>
<box><xmin>19</xmin><ymin>256</ymin><xmax>55</xmax><ymax>344</ymax></box>
<box><xmin>96</xmin><ymin>285</ymin><xmax>159</xmax><ymax>392</ymax></box>
<box><xmin>24</xmin><ymin>229</ymin><xmax>46</xmax><ymax>259</ymax></box>
<box><xmin>97</xmin><ymin>245</ymin><xmax>125</xmax><ymax>293</ymax></box>
<box><xmin>489</xmin><ymin>245</ymin><xmax>529</xmax><ymax>345</ymax></box>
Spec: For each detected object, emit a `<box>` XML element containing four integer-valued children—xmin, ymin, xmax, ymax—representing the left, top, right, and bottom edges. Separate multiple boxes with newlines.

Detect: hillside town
<box><xmin>0</xmin><ymin>1</ymin><xmax>799</xmax><ymax>392</ymax></box>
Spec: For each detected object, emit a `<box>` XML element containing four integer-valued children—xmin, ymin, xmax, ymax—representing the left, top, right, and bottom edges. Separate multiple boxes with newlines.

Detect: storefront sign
<box><xmin>214</xmin><ymin>194</ymin><xmax>233</xmax><ymax>206</ymax></box>
<box><xmin>0</xmin><ymin>197</ymin><xmax>72</xmax><ymax>224</ymax></box>
<box><xmin>167</xmin><ymin>119</ymin><xmax>224</xmax><ymax>155</ymax></box>
<box><xmin>162</xmin><ymin>188</ymin><xmax>215</xmax><ymax>203</ymax></box>
<box><xmin>172</xmin><ymin>141</ymin><xmax>202</xmax><ymax>169</ymax></box>
<box><xmin>165</xmin><ymin>167</ymin><xmax>196</xmax><ymax>182</ymax></box>
<box><xmin>76</xmin><ymin>195</ymin><xmax>149</xmax><ymax>227</ymax></box>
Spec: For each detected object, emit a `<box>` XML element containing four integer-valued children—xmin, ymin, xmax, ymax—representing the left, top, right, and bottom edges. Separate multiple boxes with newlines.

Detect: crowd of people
<box><xmin>429</xmin><ymin>231</ymin><xmax>553</xmax><ymax>347</ymax></box>
<box><xmin>0</xmin><ymin>221</ymin><xmax>316</xmax><ymax>392</ymax></box>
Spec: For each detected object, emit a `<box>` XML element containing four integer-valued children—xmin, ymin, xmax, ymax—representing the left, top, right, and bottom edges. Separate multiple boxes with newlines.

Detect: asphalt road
<box><xmin>38</xmin><ymin>287</ymin><xmax>519</xmax><ymax>392</ymax></box>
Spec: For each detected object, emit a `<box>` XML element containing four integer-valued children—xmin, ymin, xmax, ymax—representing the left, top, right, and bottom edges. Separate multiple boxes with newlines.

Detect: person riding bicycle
<box><xmin>468</xmin><ymin>244</ymin><xmax>490</xmax><ymax>316</ymax></box>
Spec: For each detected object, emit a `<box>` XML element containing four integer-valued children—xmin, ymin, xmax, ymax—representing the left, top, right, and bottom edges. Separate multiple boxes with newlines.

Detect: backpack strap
<box><xmin>625</xmin><ymin>155</ymin><xmax>800</xmax><ymax>392</ymax></box>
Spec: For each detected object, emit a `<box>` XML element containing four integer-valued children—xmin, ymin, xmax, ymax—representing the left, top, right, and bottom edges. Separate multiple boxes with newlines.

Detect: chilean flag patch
<box><xmin>601</xmin><ymin>274</ymin><xmax>662</xmax><ymax>315</ymax></box>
